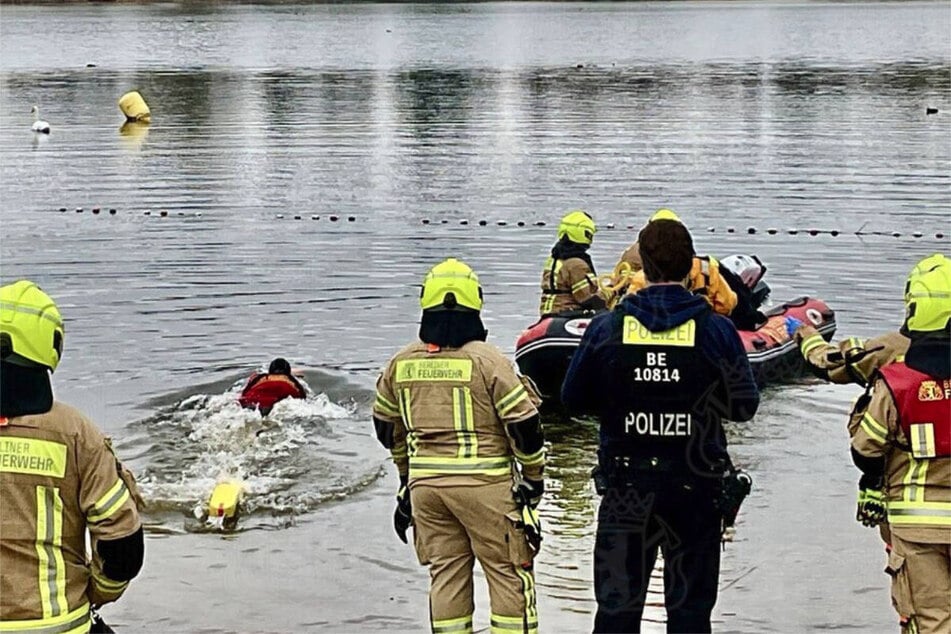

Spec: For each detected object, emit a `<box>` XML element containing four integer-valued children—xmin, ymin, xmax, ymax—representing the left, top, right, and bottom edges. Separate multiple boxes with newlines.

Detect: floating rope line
<box><xmin>51</xmin><ymin>207</ymin><xmax>947</xmax><ymax>240</ymax></box>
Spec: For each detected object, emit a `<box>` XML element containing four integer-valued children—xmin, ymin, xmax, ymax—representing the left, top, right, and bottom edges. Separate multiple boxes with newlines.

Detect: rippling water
<box><xmin>1</xmin><ymin>2</ymin><xmax>949</xmax><ymax>632</ymax></box>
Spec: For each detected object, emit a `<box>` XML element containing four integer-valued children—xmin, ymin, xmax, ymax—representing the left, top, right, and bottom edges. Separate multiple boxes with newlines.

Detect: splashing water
<box><xmin>130</xmin><ymin>373</ymin><xmax>385</xmax><ymax>533</ymax></box>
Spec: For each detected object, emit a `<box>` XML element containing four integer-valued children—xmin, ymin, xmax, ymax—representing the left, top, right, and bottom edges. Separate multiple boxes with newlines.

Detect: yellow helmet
<box><xmin>649</xmin><ymin>208</ymin><xmax>682</xmax><ymax>223</ymax></box>
<box><xmin>557</xmin><ymin>210</ymin><xmax>597</xmax><ymax>246</ymax></box>
<box><xmin>0</xmin><ymin>280</ymin><xmax>65</xmax><ymax>371</ymax></box>
<box><xmin>903</xmin><ymin>253</ymin><xmax>951</xmax><ymax>334</ymax></box>
<box><xmin>420</xmin><ymin>258</ymin><xmax>483</xmax><ymax>312</ymax></box>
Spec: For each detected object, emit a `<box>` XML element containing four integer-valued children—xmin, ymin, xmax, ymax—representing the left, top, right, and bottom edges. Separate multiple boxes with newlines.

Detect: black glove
<box><xmin>393</xmin><ymin>478</ymin><xmax>413</xmax><ymax>544</ymax></box>
<box><xmin>856</xmin><ymin>474</ymin><xmax>887</xmax><ymax>528</ymax></box>
<box><xmin>513</xmin><ymin>478</ymin><xmax>544</xmax><ymax>509</ymax></box>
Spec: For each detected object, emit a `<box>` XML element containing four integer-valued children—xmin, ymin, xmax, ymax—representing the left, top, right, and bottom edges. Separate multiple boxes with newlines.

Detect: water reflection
<box><xmin>119</xmin><ymin>120</ymin><xmax>149</xmax><ymax>149</ymax></box>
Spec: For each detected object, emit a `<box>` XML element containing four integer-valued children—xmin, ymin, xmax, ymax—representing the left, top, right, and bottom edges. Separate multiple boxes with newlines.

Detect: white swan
<box><xmin>31</xmin><ymin>106</ymin><xmax>50</xmax><ymax>134</ymax></box>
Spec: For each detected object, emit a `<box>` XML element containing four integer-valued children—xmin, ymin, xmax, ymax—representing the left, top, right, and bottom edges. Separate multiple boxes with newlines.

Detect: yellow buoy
<box><xmin>206</xmin><ymin>479</ymin><xmax>245</xmax><ymax>529</ymax></box>
<box><xmin>118</xmin><ymin>91</ymin><xmax>151</xmax><ymax>123</ymax></box>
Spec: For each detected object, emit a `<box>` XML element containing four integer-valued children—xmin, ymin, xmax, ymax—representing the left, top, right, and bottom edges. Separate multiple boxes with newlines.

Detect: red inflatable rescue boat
<box><xmin>515</xmin><ymin>296</ymin><xmax>836</xmax><ymax>410</ymax></box>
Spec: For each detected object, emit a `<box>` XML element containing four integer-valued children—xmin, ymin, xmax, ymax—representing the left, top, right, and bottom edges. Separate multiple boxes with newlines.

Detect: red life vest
<box><xmin>879</xmin><ymin>362</ymin><xmax>951</xmax><ymax>458</ymax></box>
<box><xmin>238</xmin><ymin>373</ymin><xmax>306</xmax><ymax>414</ymax></box>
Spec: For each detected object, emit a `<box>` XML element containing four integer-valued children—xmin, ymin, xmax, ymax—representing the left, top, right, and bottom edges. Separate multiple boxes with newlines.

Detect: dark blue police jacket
<box><xmin>561</xmin><ymin>284</ymin><xmax>760</xmax><ymax>476</ymax></box>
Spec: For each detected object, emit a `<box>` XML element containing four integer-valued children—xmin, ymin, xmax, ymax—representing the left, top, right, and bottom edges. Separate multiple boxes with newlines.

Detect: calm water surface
<box><xmin>1</xmin><ymin>2</ymin><xmax>949</xmax><ymax>632</ymax></box>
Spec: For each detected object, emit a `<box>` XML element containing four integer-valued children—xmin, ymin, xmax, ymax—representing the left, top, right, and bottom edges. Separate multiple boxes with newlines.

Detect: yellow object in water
<box><xmin>118</xmin><ymin>91</ymin><xmax>151</xmax><ymax>123</ymax></box>
<box><xmin>207</xmin><ymin>480</ymin><xmax>244</xmax><ymax>523</ymax></box>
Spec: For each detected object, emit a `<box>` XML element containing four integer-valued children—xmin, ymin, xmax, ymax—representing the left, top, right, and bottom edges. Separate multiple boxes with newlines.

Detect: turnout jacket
<box><xmin>1</xmin><ymin>402</ymin><xmax>142</xmax><ymax>632</ymax></box>
<box><xmin>562</xmin><ymin>285</ymin><xmax>759</xmax><ymax>472</ymax></box>
<box><xmin>373</xmin><ymin>341</ymin><xmax>545</xmax><ymax>485</ymax></box>
<box><xmin>797</xmin><ymin>325</ymin><xmax>909</xmax><ymax>386</ymax></box>
<box><xmin>850</xmin><ymin>340</ymin><xmax>951</xmax><ymax>544</ymax></box>
<box><xmin>539</xmin><ymin>256</ymin><xmax>601</xmax><ymax>317</ymax></box>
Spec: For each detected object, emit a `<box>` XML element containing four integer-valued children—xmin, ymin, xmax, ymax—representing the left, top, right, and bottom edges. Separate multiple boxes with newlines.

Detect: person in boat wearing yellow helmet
<box><xmin>0</xmin><ymin>280</ymin><xmax>144</xmax><ymax>633</ymax></box>
<box><xmin>607</xmin><ymin>209</ymin><xmax>739</xmax><ymax>318</ymax></box>
<box><xmin>849</xmin><ymin>253</ymin><xmax>951</xmax><ymax>634</ymax></box>
<box><xmin>539</xmin><ymin>210</ymin><xmax>607</xmax><ymax>317</ymax></box>
<box><xmin>373</xmin><ymin>259</ymin><xmax>546</xmax><ymax>634</ymax></box>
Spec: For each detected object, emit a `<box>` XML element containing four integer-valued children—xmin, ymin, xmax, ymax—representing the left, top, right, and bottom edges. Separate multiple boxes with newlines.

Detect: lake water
<box><xmin>1</xmin><ymin>2</ymin><xmax>949</xmax><ymax>632</ymax></box>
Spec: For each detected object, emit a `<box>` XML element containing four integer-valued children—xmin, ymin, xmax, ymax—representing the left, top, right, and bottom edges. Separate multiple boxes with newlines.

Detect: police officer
<box><xmin>850</xmin><ymin>254</ymin><xmax>951</xmax><ymax>634</ymax></box>
<box><xmin>796</xmin><ymin>325</ymin><xmax>909</xmax><ymax>386</ymax></box>
<box><xmin>373</xmin><ymin>259</ymin><xmax>546</xmax><ymax>634</ymax></box>
<box><xmin>0</xmin><ymin>280</ymin><xmax>144</xmax><ymax>633</ymax></box>
<box><xmin>539</xmin><ymin>210</ymin><xmax>606</xmax><ymax>317</ymax></box>
<box><xmin>609</xmin><ymin>209</ymin><xmax>738</xmax><ymax>318</ymax></box>
<box><xmin>562</xmin><ymin>220</ymin><xmax>760</xmax><ymax>633</ymax></box>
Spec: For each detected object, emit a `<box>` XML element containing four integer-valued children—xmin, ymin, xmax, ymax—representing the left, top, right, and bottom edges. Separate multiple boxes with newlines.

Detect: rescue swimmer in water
<box><xmin>238</xmin><ymin>357</ymin><xmax>307</xmax><ymax>416</ymax></box>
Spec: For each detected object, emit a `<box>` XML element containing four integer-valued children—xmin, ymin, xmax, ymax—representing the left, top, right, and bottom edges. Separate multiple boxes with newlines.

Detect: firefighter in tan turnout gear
<box><xmin>0</xmin><ymin>281</ymin><xmax>144</xmax><ymax>634</ymax></box>
<box><xmin>539</xmin><ymin>210</ymin><xmax>606</xmax><ymax>317</ymax></box>
<box><xmin>373</xmin><ymin>259</ymin><xmax>546</xmax><ymax>634</ymax></box>
<box><xmin>849</xmin><ymin>254</ymin><xmax>951</xmax><ymax>634</ymax></box>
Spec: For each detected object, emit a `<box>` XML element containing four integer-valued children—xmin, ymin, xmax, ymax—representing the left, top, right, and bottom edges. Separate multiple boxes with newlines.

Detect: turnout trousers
<box><xmin>593</xmin><ymin>479</ymin><xmax>722</xmax><ymax>633</ymax></box>
<box><xmin>411</xmin><ymin>479</ymin><xmax>538</xmax><ymax>634</ymax></box>
<box><xmin>888</xmin><ymin>532</ymin><xmax>951</xmax><ymax>634</ymax></box>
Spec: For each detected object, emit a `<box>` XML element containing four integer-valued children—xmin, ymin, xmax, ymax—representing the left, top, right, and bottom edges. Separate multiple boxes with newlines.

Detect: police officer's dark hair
<box><xmin>638</xmin><ymin>219</ymin><xmax>694</xmax><ymax>283</ymax></box>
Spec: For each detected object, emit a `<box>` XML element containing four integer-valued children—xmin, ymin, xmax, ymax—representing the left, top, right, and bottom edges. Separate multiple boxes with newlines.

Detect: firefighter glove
<box><xmin>513</xmin><ymin>478</ymin><xmax>544</xmax><ymax>509</ymax></box>
<box><xmin>856</xmin><ymin>487</ymin><xmax>887</xmax><ymax>527</ymax></box>
<box><xmin>394</xmin><ymin>484</ymin><xmax>413</xmax><ymax>544</ymax></box>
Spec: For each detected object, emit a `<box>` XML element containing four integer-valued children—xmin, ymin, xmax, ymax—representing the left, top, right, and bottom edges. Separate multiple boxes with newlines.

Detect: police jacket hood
<box><xmin>617</xmin><ymin>284</ymin><xmax>710</xmax><ymax>331</ymax></box>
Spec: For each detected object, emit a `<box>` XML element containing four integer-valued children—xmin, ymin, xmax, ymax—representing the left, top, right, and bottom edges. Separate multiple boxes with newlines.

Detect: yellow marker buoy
<box><xmin>206</xmin><ymin>479</ymin><xmax>245</xmax><ymax>530</ymax></box>
<box><xmin>118</xmin><ymin>90</ymin><xmax>151</xmax><ymax>123</ymax></box>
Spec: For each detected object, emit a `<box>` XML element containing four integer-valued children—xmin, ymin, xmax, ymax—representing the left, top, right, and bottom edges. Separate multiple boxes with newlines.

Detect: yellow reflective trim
<box><xmin>374</xmin><ymin>393</ymin><xmax>400</xmax><ymax>417</ymax></box>
<box><xmin>570</xmin><ymin>278</ymin><xmax>591</xmax><ymax>292</ymax></box>
<box><xmin>622</xmin><ymin>316</ymin><xmax>695</xmax><ymax>347</ymax></box>
<box><xmin>0</xmin><ymin>438</ymin><xmax>67</xmax><ymax>478</ymax></box>
<box><xmin>799</xmin><ymin>334</ymin><xmax>825</xmax><ymax>356</ymax></box>
<box><xmin>515</xmin><ymin>565</ymin><xmax>538</xmax><ymax>627</ymax></box>
<box><xmin>432</xmin><ymin>615</ymin><xmax>473</xmax><ymax>633</ymax></box>
<box><xmin>496</xmin><ymin>385</ymin><xmax>528</xmax><ymax>417</ymax></box>
<box><xmin>514</xmin><ymin>447</ymin><xmax>545</xmax><ymax>466</ymax></box>
<box><xmin>491</xmin><ymin>614</ymin><xmax>539</xmax><ymax>633</ymax></box>
<box><xmin>87</xmin><ymin>479</ymin><xmax>130</xmax><ymax>524</ymax></box>
<box><xmin>903</xmin><ymin>456</ymin><xmax>928</xmax><ymax>503</ymax></box>
<box><xmin>0</xmin><ymin>602</ymin><xmax>90</xmax><ymax>633</ymax></box>
<box><xmin>889</xmin><ymin>501</ymin><xmax>951</xmax><ymax>526</ymax></box>
<box><xmin>35</xmin><ymin>488</ymin><xmax>52</xmax><ymax>619</ymax></box>
<box><xmin>910</xmin><ymin>423</ymin><xmax>937</xmax><ymax>459</ymax></box>
<box><xmin>452</xmin><ymin>387</ymin><xmax>476</xmax><ymax>459</ymax></box>
<box><xmin>860</xmin><ymin>412</ymin><xmax>888</xmax><ymax>444</ymax></box>
<box><xmin>51</xmin><ymin>491</ymin><xmax>66</xmax><ymax>620</ymax></box>
<box><xmin>847</xmin><ymin>337</ymin><xmax>862</xmax><ymax>351</ymax></box>
<box><xmin>92</xmin><ymin>570</ymin><xmax>128</xmax><ymax>592</ymax></box>
<box><xmin>410</xmin><ymin>455</ymin><xmax>512</xmax><ymax>476</ymax></box>
<box><xmin>398</xmin><ymin>388</ymin><xmax>414</xmax><ymax>431</ymax></box>
<box><xmin>395</xmin><ymin>358</ymin><xmax>472</xmax><ymax>383</ymax></box>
